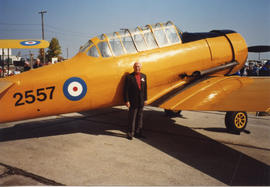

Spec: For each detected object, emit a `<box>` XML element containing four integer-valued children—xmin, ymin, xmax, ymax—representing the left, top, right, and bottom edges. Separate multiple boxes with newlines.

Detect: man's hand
<box><xmin>126</xmin><ymin>101</ymin><xmax>130</xmax><ymax>108</ymax></box>
<box><xmin>144</xmin><ymin>101</ymin><xmax>147</xmax><ymax>106</ymax></box>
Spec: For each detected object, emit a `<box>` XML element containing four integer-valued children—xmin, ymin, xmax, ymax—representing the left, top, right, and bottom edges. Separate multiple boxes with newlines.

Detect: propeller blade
<box><xmin>248</xmin><ymin>45</ymin><xmax>270</xmax><ymax>53</ymax></box>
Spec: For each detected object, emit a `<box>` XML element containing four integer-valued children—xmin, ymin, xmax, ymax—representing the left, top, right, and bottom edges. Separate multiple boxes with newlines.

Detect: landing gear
<box><xmin>164</xmin><ymin>109</ymin><xmax>182</xmax><ymax>117</ymax></box>
<box><xmin>225</xmin><ymin>111</ymin><xmax>248</xmax><ymax>133</ymax></box>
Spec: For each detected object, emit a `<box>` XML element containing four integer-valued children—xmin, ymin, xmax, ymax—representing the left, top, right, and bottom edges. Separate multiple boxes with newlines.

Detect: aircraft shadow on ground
<box><xmin>0</xmin><ymin>107</ymin><xmax>269</xmax><ymax>185</ymax></box>
<box><xmin>191</xmin><ymin>127</ymin><xmax>251</xmax><ymax>135</ymax></box>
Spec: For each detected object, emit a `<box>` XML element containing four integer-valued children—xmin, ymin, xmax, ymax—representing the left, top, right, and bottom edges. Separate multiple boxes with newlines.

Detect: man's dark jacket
<box><xmin>124</xmin><ymin>72</ymin><xmax>147</xmax><ymax>108</ymax></box>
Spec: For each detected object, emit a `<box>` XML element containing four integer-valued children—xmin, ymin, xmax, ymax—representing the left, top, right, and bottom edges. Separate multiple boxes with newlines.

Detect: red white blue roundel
<box><xmin>63</xmin><ymin>77</ymin><xmax>87</xmax><ymax>101</ymax></box>
<box><xmin>20</xmin><ymin>40</ymin><xmax>41</xmax><ymax>46</ymax></box>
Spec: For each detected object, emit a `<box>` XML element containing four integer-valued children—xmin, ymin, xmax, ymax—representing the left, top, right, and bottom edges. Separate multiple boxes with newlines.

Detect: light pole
<box><xmin>38</xmin><ymin>10</ymin><xmax>47</xmax><ymax>65</ymax></box>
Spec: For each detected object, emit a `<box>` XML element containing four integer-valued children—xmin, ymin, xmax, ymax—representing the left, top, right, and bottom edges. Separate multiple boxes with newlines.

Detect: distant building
<box><xmin>0</xmin><ymin>48</ymin><xmax>12</xmax><ymax>56</ymax></box>
<box><xmin>0</xmin><ymin>48</ymin><xmax>21</xmax><ymax>64</ymax></box>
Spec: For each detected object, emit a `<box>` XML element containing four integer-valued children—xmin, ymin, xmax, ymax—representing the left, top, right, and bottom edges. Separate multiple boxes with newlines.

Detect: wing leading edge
<box><xmin>150</xmin><ymin>76</ymin><xmax>270</xmax><ymax>112</ymax></box>
<box><xmin>0</xmin><ymin>80</ymin><xmax>14</xmax><ymax>96</ymax></box>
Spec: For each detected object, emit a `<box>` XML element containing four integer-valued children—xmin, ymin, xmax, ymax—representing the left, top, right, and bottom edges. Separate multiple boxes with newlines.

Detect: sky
<box><xmin>0</xmin><ymin>0</ymin><xmax>270</xmax><ymax>60</ymax></box>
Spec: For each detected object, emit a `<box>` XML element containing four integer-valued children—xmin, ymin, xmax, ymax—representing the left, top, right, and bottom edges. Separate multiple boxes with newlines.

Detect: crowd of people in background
<box><xmin>23</xmin><ymin>58</ymin><xmax>47</xmax><ymax>72</ymax></box>
<box><xmin>237</xmin><ymin>60</ymin><xmax>270</xmax><ymax>76</ymax></box>
<box><xmin>0</xmin><ymin>58</ymin><xmax>60</xmax><ymax>77</ymax></box>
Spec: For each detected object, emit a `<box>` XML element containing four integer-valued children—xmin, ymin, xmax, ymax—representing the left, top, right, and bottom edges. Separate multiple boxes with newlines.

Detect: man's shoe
<box><xmin>127</xmin><ymin>134</ymin><xmax>133</xmax><ymax>140</ymax></box>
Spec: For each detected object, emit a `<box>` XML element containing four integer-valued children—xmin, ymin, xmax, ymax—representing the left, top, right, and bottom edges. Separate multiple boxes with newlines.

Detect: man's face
<box><xmin>133</xmin><ymin>62</ymin><xmax>141</xmax><ymax>73</ymax></box>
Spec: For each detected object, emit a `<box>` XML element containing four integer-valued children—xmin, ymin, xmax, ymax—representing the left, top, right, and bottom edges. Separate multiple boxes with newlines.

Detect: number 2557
<box><xmin>13</xmin><ymin>86</ymin><xmax>55</xmax><ymax>106</ymax></box>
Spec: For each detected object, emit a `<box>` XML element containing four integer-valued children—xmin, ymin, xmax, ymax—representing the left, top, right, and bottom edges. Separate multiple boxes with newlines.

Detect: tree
<box><xmin>46</xmin><ymin>37</ymin><xmax>62</xmax><ymax>62</ymax></box>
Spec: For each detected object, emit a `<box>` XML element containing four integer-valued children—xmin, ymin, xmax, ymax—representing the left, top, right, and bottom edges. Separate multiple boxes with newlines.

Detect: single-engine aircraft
<box><xmin>0</xmin><ymin>21</ymin><xmax>270</xmax><ymax>133</ymax></box>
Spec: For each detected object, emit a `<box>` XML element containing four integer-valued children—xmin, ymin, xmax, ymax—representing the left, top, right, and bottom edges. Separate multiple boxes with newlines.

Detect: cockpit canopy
<box><xmin>80</xmin><ymin>21</ymin><xmax>183</xmax><ymax>58</ymax></box>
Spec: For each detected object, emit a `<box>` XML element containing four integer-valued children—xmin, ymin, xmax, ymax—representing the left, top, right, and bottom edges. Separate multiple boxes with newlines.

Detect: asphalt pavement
<box><xmin>0</xmin><ymin>106</ymin><xmax>269</xmax><ymax>185</ymax></box>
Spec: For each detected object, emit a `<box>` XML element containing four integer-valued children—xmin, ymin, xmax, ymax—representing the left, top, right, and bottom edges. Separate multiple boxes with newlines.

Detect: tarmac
<box><xmin>0</xmin><ymin>106</ymin><xmax>269</xmax><ymax>186</ymax></box>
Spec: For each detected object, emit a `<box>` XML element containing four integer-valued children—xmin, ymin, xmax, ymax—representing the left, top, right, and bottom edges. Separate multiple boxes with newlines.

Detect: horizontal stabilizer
<box><xmin>0</xmin><ymin>40</ymin><xmax>49</xmax><ymax>49</ymax></box>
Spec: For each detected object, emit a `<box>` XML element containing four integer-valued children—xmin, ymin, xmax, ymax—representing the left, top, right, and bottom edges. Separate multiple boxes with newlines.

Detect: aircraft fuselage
<box><xmin>0</xmin><ymin>31</ymin><xmax>247</xmax><ymax>123</ymax></box>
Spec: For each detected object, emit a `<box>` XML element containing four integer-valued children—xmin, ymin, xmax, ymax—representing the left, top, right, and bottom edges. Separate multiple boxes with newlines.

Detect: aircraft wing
<box><xmin>0</xmin><ymin>80</ymin><xmax>14</xmax><ymax>96</ymax></box>
<box><xmin>150</xmin><ymin>76</ymin><xmax>270</xmax><ymax>112</ymax></box>
<box><xmin>0</xmin><ymin>39</ymin><xmax>49</xmax><ymax>49</ymax></box>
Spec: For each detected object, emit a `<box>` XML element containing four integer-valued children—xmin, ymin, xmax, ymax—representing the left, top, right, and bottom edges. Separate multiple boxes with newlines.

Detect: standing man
<box><xmin>124</xmin><ymin>62</ymin><xmax>147</xmax><ymax>140</ymax></box>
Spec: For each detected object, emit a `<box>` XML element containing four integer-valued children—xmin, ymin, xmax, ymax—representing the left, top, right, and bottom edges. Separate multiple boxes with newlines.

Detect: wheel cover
<box><xmin>234</xmin><ymin>112</ymin><xmax>247</xmax><ymax>129</ymax></box>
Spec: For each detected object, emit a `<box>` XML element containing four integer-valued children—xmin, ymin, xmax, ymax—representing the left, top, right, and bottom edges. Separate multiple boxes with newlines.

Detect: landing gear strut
<box><xmin>225</xmin><ymin>111</ymin><xmax>248</xmax><ymax>133</ymax></box>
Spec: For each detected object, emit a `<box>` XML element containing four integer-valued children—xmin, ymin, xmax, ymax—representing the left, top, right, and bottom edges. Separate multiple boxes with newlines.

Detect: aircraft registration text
<box><xmin>13</xmin><ymin>86</ymin><xmax>55</xmax><ymax>106</ymax></box>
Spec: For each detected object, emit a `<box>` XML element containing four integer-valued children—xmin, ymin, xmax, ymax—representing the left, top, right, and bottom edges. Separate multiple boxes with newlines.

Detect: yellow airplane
<box><xmin>0</xmin><ymin>21</ymin><xmax>269</xmax><ymax>133</ymax></box>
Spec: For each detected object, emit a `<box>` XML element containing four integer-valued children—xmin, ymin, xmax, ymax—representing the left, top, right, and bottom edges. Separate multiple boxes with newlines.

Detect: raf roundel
<box><xmin>20</xmin><ymin>40</ymin><xmax>41</xmax><ymax>46</ymax></box>
<box><xmin>63</xmin><ymin>77</ymin><xmax>87</xmax><ymax>101</ymax></box>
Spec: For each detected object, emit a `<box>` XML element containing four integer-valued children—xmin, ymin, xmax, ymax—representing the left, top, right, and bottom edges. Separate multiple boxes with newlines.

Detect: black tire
<box><xmin>164</xmin><ymin>109</ymin><xmax>182</xmax><ymax>117</ymax></box>
<box><xmin>225</xmin><ymin>111</ymin><xmax>248</xmax><ymax>132</ymax></box>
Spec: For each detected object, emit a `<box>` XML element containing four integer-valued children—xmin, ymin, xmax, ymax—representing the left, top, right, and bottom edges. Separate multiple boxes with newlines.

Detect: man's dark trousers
<box><xmin>128</xmin><ymin>107</ymin><xmax>143</xmax><ymax>136</ymax></box>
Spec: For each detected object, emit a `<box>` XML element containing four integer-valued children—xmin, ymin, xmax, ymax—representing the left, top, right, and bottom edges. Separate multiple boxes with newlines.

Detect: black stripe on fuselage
<box><xmin>181</xmin><ymin>30</ymin><xmax>236</xmax><ymax>43</ymax></box>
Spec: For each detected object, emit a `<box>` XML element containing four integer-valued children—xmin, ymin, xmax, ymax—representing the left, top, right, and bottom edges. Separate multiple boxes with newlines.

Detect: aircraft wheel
<box><xmin>164</xmin><ymin>109</ymin><xmax>182</xmax><ymax>117</ymax></box>
<box><xmin>225</xmin><ymin>111</ymin><xmax>248</xmax><ymax>132</ymax></box>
